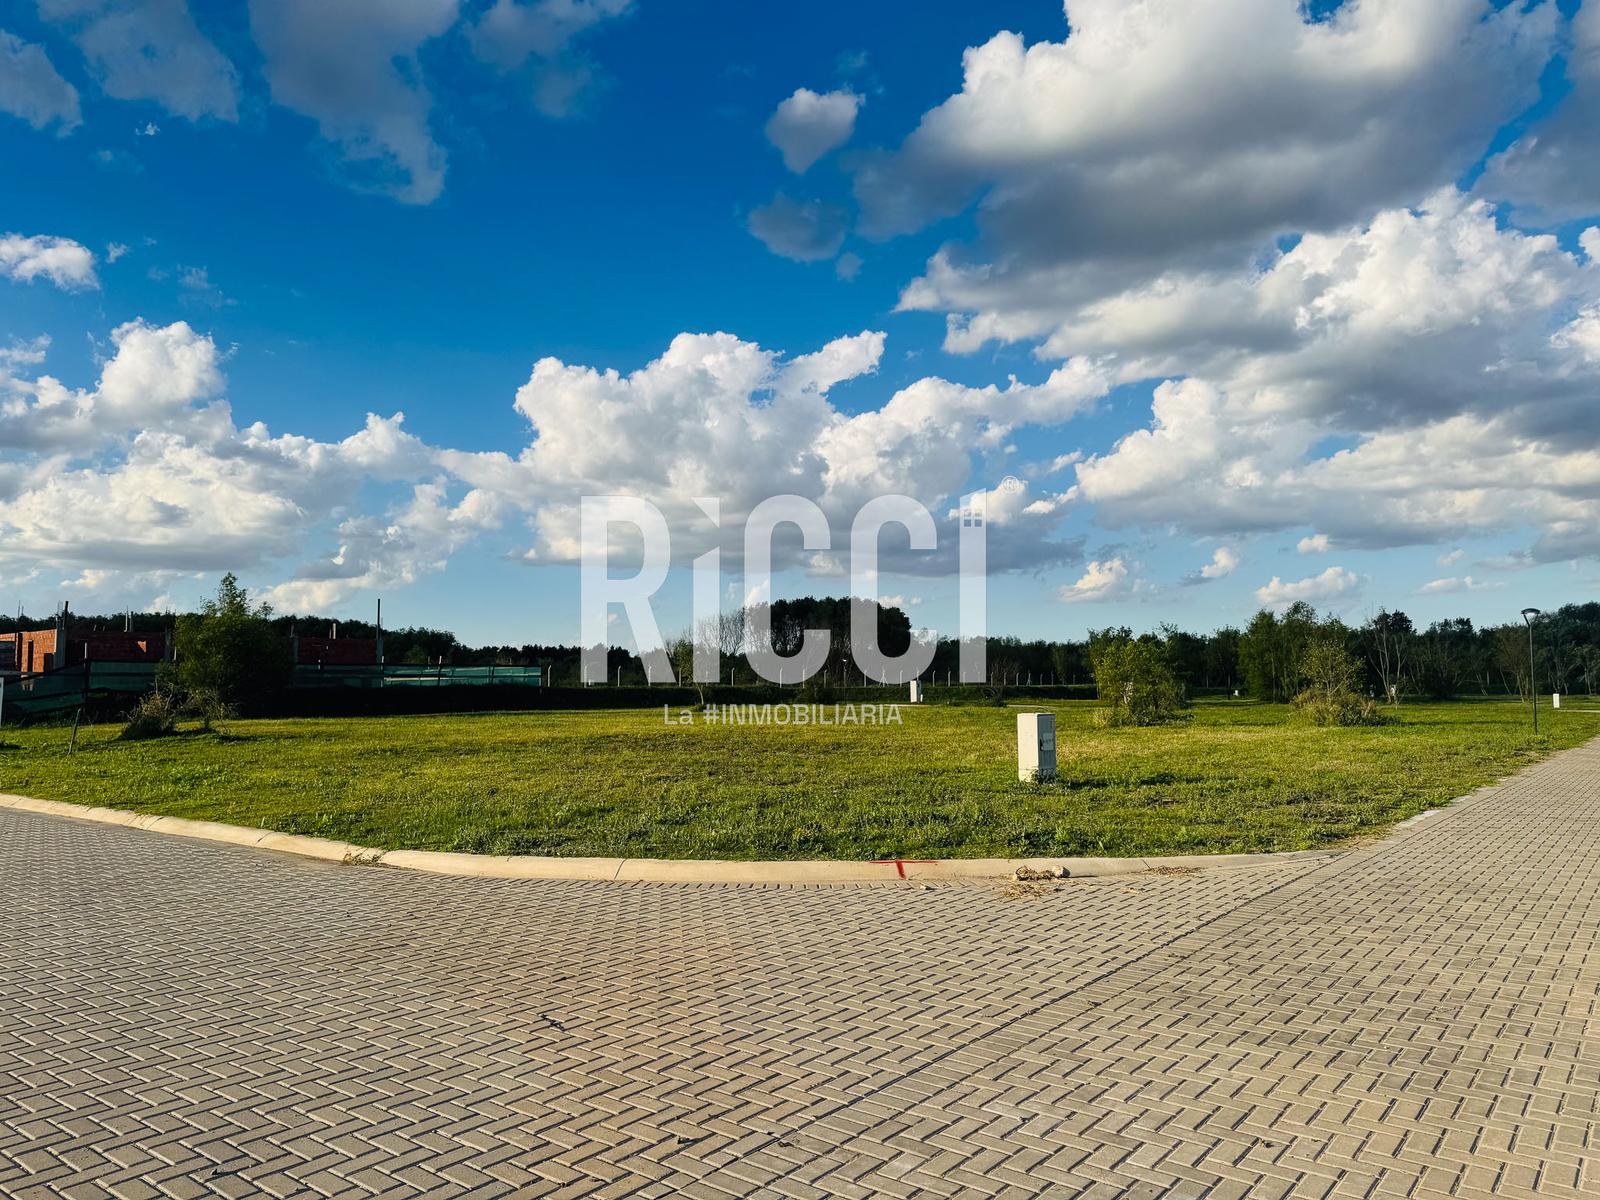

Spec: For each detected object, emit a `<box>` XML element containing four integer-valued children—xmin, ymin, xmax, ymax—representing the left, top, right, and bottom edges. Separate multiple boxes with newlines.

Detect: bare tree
<box><xmin>670</xmin><ymin>612</ymin><xmax>750</xmax><ymax>704</ymax></box>
<box><xmin>1494</xmin><ymin>625</ymin><xmax>1532</xmax><ymax>704</ymax></box>
<box><xmin>717</xmin><ymin>609</ymin><xmax>747</xmax><ymax>672</ymax></box>
<box><xmin>1576</xmin><ymin>645</ymin><xmax>1600</xmax><ymax>696</ymax></box>
<box><xmin>1364</xmin><ymin>608</ymin><xmax>1414</xmax><ymax>705</ymax></box>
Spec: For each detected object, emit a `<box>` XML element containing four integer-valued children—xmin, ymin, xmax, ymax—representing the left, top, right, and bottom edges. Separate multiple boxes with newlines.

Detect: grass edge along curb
<box><xmin>0</xmin><ymin>791</ymin><xmax>1347</xmax><ymax>885</ymax></box>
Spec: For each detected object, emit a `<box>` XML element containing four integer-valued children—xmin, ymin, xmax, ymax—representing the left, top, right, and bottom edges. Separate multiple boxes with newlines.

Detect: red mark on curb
<box><xmin>871</xmin><ymin>859</ymin><xmax>936</xmax><ymax>878</ymax></box>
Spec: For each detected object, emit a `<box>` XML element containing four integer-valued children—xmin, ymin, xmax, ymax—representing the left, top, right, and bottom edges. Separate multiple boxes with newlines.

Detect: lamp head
<box><xmin>1521</xmin><ymin>607</ymin><xmax>1541</xmax><ymax>624</ymax></box>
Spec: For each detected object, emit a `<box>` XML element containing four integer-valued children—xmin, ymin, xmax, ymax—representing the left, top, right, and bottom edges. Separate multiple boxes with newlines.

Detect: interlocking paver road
<box><xmin>4</xmin><ymin>740</ymin><xmax>1600</xmax><ymax>1199</ymax></box>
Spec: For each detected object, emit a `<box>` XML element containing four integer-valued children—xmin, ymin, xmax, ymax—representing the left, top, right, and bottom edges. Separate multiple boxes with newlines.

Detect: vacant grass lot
<box><xmin>2</xmin><ymin>699</ymin><xmax>1596</xmax><ymax>860</ymax></box>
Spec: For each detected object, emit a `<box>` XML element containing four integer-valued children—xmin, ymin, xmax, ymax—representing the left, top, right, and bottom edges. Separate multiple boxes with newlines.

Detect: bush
<box><xmin>979</xmin><ymin>680</ymin><xmax>1010</xmax><ymax>707</ymax></box>
<box><xmin>119</xmin><ymin>678</ymin><xmax>235</xmax><ymax>741</ymax></box>
<box><xmin>1092</xmin><ymin>638</ymin><xmax>1186</xmax><ymax>726</ymax></box>
<box><xmin>980</xmin><ymin>657</ymin><xmax>1018</xmax><ymax>706</ymax></box>
<box><xmin>120</xmin><ymin>688</ymin><xmax>182</xmax><ymax>741</ymax></box>
<box><xmin>184</xmin><ymin>687</ymin><xmax>234</xmax><ymax>732</ymax></box>
<box><xmin>1293</xmin><ymin>641</ymin><xmax>1389</xmax><ymax>727</ymax></box>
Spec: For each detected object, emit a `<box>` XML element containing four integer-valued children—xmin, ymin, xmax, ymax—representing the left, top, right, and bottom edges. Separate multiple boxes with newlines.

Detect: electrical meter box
<box><xmin>1017</xmin><ymin>711</ymin><xmax>1057</xmax><ymax>782</ymax></box>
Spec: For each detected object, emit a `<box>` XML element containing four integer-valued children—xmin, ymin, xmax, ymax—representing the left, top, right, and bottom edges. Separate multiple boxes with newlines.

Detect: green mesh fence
<box><xmin>0</xmin><ymin>661</ymin><xmax>543</xmax><ymax>718</ymax></box>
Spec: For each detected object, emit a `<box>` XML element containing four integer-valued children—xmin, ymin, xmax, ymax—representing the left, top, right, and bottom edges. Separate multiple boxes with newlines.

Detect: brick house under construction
<box><xmin>1</xmin><ymin>606</ymin><xmax>387</xmax><ymax>676</ymax></box>
<box><xmin>0</xmin><ymin>605</ymin><xmax>168</xmax><ymax>674</ymax></box>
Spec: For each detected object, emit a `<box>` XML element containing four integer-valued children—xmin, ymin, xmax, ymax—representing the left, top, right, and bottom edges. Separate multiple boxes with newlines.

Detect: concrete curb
<box><xmin>0</xmin><ymin>792</ymin><xmax>1343</xmax><ymax>885</ymax></box>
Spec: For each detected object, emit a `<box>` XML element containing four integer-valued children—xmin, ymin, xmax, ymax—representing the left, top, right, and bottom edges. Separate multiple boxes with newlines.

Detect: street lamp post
<box><xmin>1521</xmin><ymin>608</ymin><xmax>1542</xmax><ymax>733</ymax></box>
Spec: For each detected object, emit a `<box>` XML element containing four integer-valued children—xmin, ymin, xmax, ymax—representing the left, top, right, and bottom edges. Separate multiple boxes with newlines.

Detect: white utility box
<box><xmin>1017</xmin><ymin>711</ymin><xmax>1057</xmax><ymax>782</ymax></box>
<box><xmin>908</xmin><ymin>680</ymin><xmax>922</xmax><ymax>703</ymax></box>
<box><xmin>1553</xmin><ymin>693</ymin><xmax>1561</xmax><ymax>709</ymax></box>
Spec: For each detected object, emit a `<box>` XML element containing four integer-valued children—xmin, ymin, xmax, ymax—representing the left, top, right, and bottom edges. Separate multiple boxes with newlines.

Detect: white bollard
<box><xmin>908</xmin><ymin>680</ymin><xmax>922</xmax><ymax>703</ymax></box>
<box><xmin>1017</xmin><ymin>712</ymin><xmax>1057</xmax><ymax>782</ymax></box>
<box><xmin>1553</xmin><ymin>693</ymin><xmax>1561</xmax><ymax>709</ymax></box>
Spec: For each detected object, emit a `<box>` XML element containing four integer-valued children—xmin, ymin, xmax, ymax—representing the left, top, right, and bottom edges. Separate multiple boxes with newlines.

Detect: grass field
<box><xmin>2</xmin><ymin>698</ymin><xmax>1596</xmax><ymax>860</ymax></box>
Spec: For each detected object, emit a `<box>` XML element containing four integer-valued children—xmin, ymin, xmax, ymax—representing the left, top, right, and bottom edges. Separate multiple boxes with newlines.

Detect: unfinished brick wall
<box><xmin>75</xmin><ymin>632</ymin><xmax>167</xmax><ymax>663</ymax></box>
<box><xmin>1</xmin><ymin>630</ymin><xmax>167</xmax><ymax>671</ymax></box>
<box><xmin>0</xmin><ymin>630</ymin><xmax>58</xmax><ymax>673</ymax></box>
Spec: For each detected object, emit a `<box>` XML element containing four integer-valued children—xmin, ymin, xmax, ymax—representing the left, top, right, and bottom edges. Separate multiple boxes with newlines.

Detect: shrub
<box><xmin>119</xmin><ymin>677</ymin><xmax>235</xmax><ymax>741</ymax></box>
<box><xmin>979</xmin><ymin>680</ymin><xmax>1010</xmax><ymax>707</ymax></box>
<box><xmin>1293</xmin><ymin>640</ymin><xmax>1389</xmax><ymax>726</ymax></box>
<box><xmin>1092</xmin><ymin>638</ymin><xmax>1186</xmax><ymax>726</ymax></box>
<box><xmin>184</xmin><ymin>687</ymin><xmax>234</xmax><ymax>732</ymax></box>
<box><xmin>120</xmin><ymin>687</ymin><xmax>182</xmax><ymax>741</ymax></box>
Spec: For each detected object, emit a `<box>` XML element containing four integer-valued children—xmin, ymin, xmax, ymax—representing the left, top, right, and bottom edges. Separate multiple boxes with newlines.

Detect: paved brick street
<box><xmin>3</xmin><ymin>739</ymin><xmax>1599</xmax><ymax>1199</ymax></box>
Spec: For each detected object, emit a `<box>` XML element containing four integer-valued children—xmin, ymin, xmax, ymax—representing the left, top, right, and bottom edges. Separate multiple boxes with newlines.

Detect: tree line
<box><xmin>11</xmin><ymin>581</ymin><xmax>1597</xmax><ymax>700</ymax></box>
<box><xmin>1233</xmin><ymin>601</ymin><xmax>1600</xmax><ymax>702</ymax></box>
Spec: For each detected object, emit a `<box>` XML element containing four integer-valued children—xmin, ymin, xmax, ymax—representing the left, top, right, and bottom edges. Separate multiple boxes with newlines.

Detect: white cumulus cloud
<box><xmin>1182</xmin><ymin>545</ymin><xmax>1239</xmax><ymax>585</ymax></box>
<box><xmin>1477</xmin><ymin>3</ymin><xmax>1600</xmax><ymax>225</ymax></box>
<box><xmin>1065</xmin><ymin>193</ymin><xmax>1600</xmax><ymax>556</ymax></box>
<box><xmin>1255</xmin><ymin>566</ymin><xmax>1360</xmax><ymax>609</ymax></box>
<box><xmin>765</xmin><ymin>87</ymin><xmax>861</xmax><ymax>174</ymax></box>
<box><xmin>870</xmin><ymin>0</ymin><xmax>1554</xmax><ymax>337</ymax></box>
<box><xmin>0</xmin><ymin>321</ymin><xmax>452</xmax><ymax>608</ymax></box>
<box><xmin>37</xmin><ymin>0</ymin><xmax>239</xmax><ymax>121</ymax></box>
<box><xmin>839</xmin><ymin>5</ymin><xmax>1600</xmax><ymax>575</ymax></box>
<box><xmin>467</xmin><ymin>0</ymin><xmax>633</xmax><ymax>117</ymax></box>
<box><xmin>0</xmin><ymin>233</ymin><xmax>97</xmax><ymax>290</ymax></box>
<box><xmin>747</xmin><ymin>192</ymin><xmax>849</xmax><ymax>262</ymax></box>
<box><xmin>0</xmin><ymin>319</ymin><xmax>1114</xmax><ymax>607</ymax></box>
<box><xmin>1418</xmin><ymin>575</ymin><xmax>1500</xmax><ymax>595</ymax></box>
<box><xmin>1058</xmin><ymin>557</ymin><xmax>1132</xmax><ymax>604</ymax></box>
<box><xmin>442</xmin><ymin>328</ymin><xmax>1102</xmax><ymax>574</ymax></box>
<box><xmin>0</xmin><ymin>29</ymin><xmax>82</xmax><ymax>133</ymax></box>
<box><xmin>249</xmin><ymin>0</ymin><xmax>459</xmax><ymax>205</ymax></box>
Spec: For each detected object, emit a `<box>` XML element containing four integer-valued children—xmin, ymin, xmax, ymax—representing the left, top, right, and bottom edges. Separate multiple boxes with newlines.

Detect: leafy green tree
<box><xmin>1239</xmin><ymin>610</ymin><xmax>1284</xmax><ymax>701</ymax></box>
<box><xmin>1091</xmin><ymin>634</ymin><xmax>1186</xmax><ymax>726</ymax></box>
<box><xmin>1239</xmin><ymin>603</ymin><xmax>1322</xmax><ymax>701</ymax></box>
<box><xmin>747</xmin><ymin>596</ymin><xmax>911</xmax><ymax>684</ymax></box>
<box><xmin>1203</xmin><ymin>626</ymin><xmax>1241</xmax><ymax>690</ymax></box>
<box><xmin>1159</xmin><ymin>624</ymin><xmax>1207</xmax><ymax>692</ymax></box>
<box><xmin>1278</xmin><ymin>602</ymin><xmax>1321</xmax><ymax>696</ymax></box>
<box><xmin>1414</xmin><ymin>618</ymin><xmax>1476</xmax><ymax>699</ymax></box>
<box><xmin>174</xmin><ymin>574</ymin><xmax>291</xmax><ymax>713</ymax></box>
<box><xmin>1049</xmin><ymin>639</ymin><xmax>1091</xmax><ymax>685</ymax></box>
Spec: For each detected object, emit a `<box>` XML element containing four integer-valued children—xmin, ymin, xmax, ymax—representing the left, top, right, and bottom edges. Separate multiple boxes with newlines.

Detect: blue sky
<box><xmin>2</xmin><ymin>0</ymin><xmax>1598</xmax><ymax>647</ymax></box>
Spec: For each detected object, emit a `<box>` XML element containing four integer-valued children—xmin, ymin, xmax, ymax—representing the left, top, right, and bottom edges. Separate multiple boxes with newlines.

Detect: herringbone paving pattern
<box><xmin>3</xmin><ymin>740</ymin><xmax>1598</xmax><ymax>1198</ymax></box>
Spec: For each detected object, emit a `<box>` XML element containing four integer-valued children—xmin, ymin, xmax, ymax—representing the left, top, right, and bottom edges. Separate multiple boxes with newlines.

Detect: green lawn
<box><xmin>1</xmin><ymin>698</ymin><xmax>1596</xmax><ymax>861</ymax></box>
